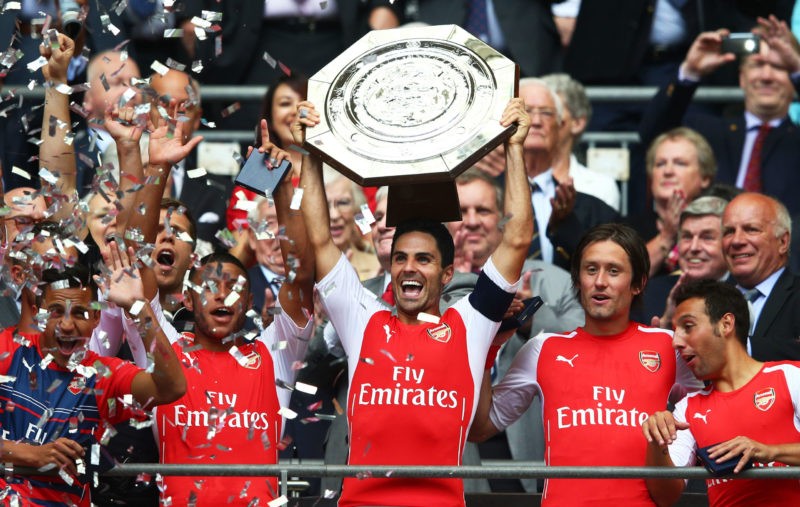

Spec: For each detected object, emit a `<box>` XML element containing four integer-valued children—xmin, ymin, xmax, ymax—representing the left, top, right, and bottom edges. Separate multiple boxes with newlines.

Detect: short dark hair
<box><xmin>160</xmin><ymin>197</ymin><xmax>197</xmax><ymax>242</ymax></box>
<box><xmin>40</xmin><ymin>265</ymin><xmax>97</xmax><ymax>305</ymax></box>
<box><xmin>392</xmin><ymin>219</ymin><xmax>455</xmax><ymax>267</ymax></box>
<box><xmin>188</xmin><ymin>251</ymin><xmax>250</xmax><ymax>287</ymax></box>
<box><xmin>674</xmin><ymin>279</ymin><xmax>750</xmax><ymax>346</ymax></box>
<box><xmin>571</xmin><ymin>223</ymin><xmax>650</xmax><ymax>306</ymax></box>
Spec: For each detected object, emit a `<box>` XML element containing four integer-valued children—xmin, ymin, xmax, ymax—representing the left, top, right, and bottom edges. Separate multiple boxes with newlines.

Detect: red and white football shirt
<box><xmin>318</xmin><ymin>253</ymin><xmax>518</xmax><ymax>507</ymax></box>
<box><xmin>491</xmin><ymin>323</ymin><xmax>700</xmax><ymax>506</ymax></box>
<box><xmin>154</xmin><ymin>309</ymin><xmax>312</xmax><ymax>506</ymax></box>
<box><xmin>668</xmin><ymin>361</ymin><xmax>800</xmax><ymax>506</ymax></box>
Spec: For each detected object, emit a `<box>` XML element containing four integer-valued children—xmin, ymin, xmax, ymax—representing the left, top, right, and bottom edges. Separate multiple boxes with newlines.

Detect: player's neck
<box><xmin>712</xmin><ymin>350</ymin><xmax>763</xmax><ymax>393</ymax></box>
<box><xmin>193</xmin><ymin>332</ymin><xmax>233</xmax><ymax>353</ymax></box>
<box><xmin>583</xmin><ymin>316</ymin><xmax>631</xmax><ymax>337</ymax></box>
<box><xmin>397</xmin><ymin>308</ymin><xmax>440</xmax><ymax>326</ymax></box>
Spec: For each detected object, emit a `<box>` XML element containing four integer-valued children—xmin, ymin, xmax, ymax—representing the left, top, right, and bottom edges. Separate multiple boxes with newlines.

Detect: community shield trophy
<box><xmin>305</xmin><ymin>24</ymin><xmax>519</xmax><ymax>225</ymax></box>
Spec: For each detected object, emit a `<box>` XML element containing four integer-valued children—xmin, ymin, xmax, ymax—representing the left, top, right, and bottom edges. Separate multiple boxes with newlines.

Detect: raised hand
<box><xmin>451</xmin><ymin>227</ymin><xmax>476</xmax><ymax>273</ymax></box>
<box><xmin>755</xmin><ymin>15</ymin><xmax>800</xmax><ymax>74</ymax></box>
<box><xmin>682</xmin><ymin>30</ymin><xmax>736</xmax><ymax>78</ymax></box>
<box><xmin>658</xmin><ymin>189</ymin><xmax>686</xmax><ymax>245</ymax></box>
<box><xmin>549</xmin><ymin>178</ymin><xmax>577</xmax><ymax>226</ymax></box>
<box><xmin>292</xmin><ymin>101</ymin><xmax>321</xmax><ymax>146</ymax></box>
<box><xmin>249</xmin><ymin>118</ymin><xmax>290</xmax><ymax>168</ymax></box>
<box><xmin>101</xmin><ymin>105</ymin><xmax>146</xmax><ymax>145</ymax></box>
<box><xmin>475</xmin><ymin>144</ymin><xmax>506</xmax><ymax>177</ymax></box>
<box><xmin>39</xmin><ymin>31</ymin><xmax>74</xmax><ymax>84</ymax></box>
<box><xmin>148</xmin><ymin>99</ymin><xmax>203</xmax><ymax>167</ymax></box>
<box><xmin>97</xmin><ymin>240</ymin><xmax>146</xmax><ymax>312</ymax></box>
<box><xmin>502</xmin><ymin>97</ymin><xmax>531</xmax><ymax>147</ymax></box>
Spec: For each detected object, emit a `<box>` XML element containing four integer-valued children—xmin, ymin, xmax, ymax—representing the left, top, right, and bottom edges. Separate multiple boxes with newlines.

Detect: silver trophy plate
<box><xmin>305</xmin><ymin>24</ymin><xmax>519</xmax><ymax>189</ymax></box>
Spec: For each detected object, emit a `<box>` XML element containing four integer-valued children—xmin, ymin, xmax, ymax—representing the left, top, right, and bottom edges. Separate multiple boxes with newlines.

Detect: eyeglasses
<box><xmin>526</xmin><ymin>107</ymin><xmax>557</xmax><ymax>121</ymax></box>
<box><xmin>328</xmin><ymin>198</ymin><xmax>353</xmax><ymax>211</ymax></box>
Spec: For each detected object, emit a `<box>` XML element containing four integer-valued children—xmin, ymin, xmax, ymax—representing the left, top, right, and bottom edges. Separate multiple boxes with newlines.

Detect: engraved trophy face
<box><xmin>305</xmin><ymin>24</ymin><xmax>519</xmax><ymax>223</ymax></box>
<box><xmin>305</xmin><ymin>24</ymin><xmax>518</xmax><ymax>186</ymax></box>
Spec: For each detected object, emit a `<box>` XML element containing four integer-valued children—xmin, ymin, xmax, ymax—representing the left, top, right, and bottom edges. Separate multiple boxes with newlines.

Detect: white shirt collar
<box><xmin>744</xmin><ymin>111</ymin><xmax>782</xmax><ymax>130</ymax></box>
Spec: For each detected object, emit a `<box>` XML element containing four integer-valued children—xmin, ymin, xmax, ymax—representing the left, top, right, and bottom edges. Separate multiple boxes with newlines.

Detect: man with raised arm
<box><xmin>294</xmin><ymin>99</ymin><xmax>532</xmax><ymax>507</ymax></box>
<box><xmin>95</xmin><ymin>112</ymin><xmax>316</xmax><ymax>505</ymax></box>
<box><xmin>0</xmin><ymin>243</ymin><xmax>186</xmax><ymax>506</ymax></box>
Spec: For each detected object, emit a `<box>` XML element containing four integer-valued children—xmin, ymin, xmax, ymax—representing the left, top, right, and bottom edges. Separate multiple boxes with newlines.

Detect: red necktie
<box><xmin>743</xmin><ymin>124</ymin><xmax>771</xmax><ymax>192</ymax></box>
<box><xmin>381</xmin><ymin>283</ymin><xmax>395</xmax><ymax>306</ymax></box>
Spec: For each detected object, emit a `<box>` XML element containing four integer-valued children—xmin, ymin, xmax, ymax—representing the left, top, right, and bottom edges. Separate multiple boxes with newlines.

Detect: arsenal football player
<box><xmin>470</xmin><ymin>223</ymin><xmax>701</xmax><ymax>506</ymax></box>
<box><xmin>643</xmin><ymin>280</ymin><xmax>800</xmax><ymax>506</ymax></box>
<box><xmin>295</xmin><ymin>98</ymin><xmax>533</xmax><ymax>507</ymax></box>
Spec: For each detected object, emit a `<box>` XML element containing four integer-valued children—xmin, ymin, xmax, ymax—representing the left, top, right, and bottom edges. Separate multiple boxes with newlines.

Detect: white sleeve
<box><xmin>671</xmin><ymin>349</ymin><xmax>704</xmax><ymax>404</ymax></box>
<box><xmin>89</xmin><ymin>303</ymin><xmax>124</xmax><ymax>357</ymax></box>
<box><xmin>489</xmin><ymin>336</ymin><xmax>543</xmax><ymax>431</ymax></box>
<box><xmin>668</xmin><ymin>397</ymin><xmax>697</xmax><ymax>468</ymax></box>
<box><xmin>323</xmin><ymin>320</ymin><xmax>345</xmax><ymax>358</ymax></box>
<box><xmin>316</xmin><ymin>253</ymin><xmax>382</xmax><ymax>360</ymax></box>
<box><xmin>261</xmin><ymin>306</ymin><xmax>314</xmax><ymax>411</ymax></box>
<box><xmin>91</xmin><ymin>294</ymin><xmax>181</xmax><ymax>368</ymax></box>
<box><xmin>482</xmin><ymin>255</ymin><xmax>522</xmax><ymax>292</ymax></box>
<box><xmin>765</xmin><ymin>363</ymin><xmax>800</xmax><ymax>429</ymax></box>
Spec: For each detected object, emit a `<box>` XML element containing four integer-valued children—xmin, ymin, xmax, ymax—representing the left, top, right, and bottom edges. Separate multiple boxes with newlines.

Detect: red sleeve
<box><xmin>226</xmin><ymin>185</ymin><xmax>257</xmax><ymax>231</ymax></box>
<box><xmin>92</xmin><ymin>355</ymin><xmax>144</xmax><ymax>425</ymax></box>
<box><xmin>0</xmin><ymin>328</ymin><xmax>26</xmax><ymax>375</ymax></box>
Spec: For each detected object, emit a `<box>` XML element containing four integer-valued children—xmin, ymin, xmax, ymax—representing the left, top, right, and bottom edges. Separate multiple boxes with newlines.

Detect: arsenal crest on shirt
<box><xmin>639</xmin><ymin>351</ymin><xmax>661</xmax><ymax>373</ymax></box>
<box><xmin>426</xmin><ymin>323</ymin><xmax>452</xmax><ymax>343</ymax></box>
<box><xmin>754</xmin><ymin>387</ymin><xmax>776</xmax><ymax>411</ymax></box>
<box><xmin>67</xmin><ymin>375</ymin><xmax>85</xmax><ymax>395</ymax></box>
<box><xmin>242</xmin><ymin>350</ymin><xmax>262</xmax><ymax>370</ymax></box>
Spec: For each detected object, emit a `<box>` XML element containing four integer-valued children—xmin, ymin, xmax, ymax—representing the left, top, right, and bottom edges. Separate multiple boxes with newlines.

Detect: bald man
<box><xmin>722</xmin><ymin>192</ymin><xmax>800</xmax><ymax>361</ymax></box>
<box><xmin>149</xmin><ymin>69</ymin><xmax>232</xmax><ymax>249</ymax></box>
<box><xmin>72</xmin><ymin>51</ymin><xmax>145</xmax><ymax>195</ymax></box>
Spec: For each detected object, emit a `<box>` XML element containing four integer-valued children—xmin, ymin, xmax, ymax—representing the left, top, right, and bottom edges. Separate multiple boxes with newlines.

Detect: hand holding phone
<box><xmin>697</xmin><ymin>444</ymin><xmax>753</xmax><ymax>476</ymax></box>
<box><xmin>235</xmin><ymin>150</ymin><xmax>292</xmax><ymax>197</ymax></box>
<box><xmin>499</xmin><ymin>296</ymin><xmax>544</xmax><ymax>333</ymax></box>
<box><xmin>721</xmin><ymin>33</ymin><xmax>760</xmax><ymax>56</ymax></box>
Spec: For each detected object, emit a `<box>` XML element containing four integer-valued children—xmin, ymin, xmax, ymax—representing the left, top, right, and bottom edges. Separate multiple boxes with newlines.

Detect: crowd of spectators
<box><xmin>1</xmin><ymin>1</ymin><xmax>800</xmax><ymax>506</ymax></box>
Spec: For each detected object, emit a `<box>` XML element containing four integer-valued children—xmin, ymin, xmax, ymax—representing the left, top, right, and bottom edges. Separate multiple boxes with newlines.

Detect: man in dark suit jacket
<box><xmin>519</xmin><ymin>78</ymin><xmax>620</xmax><ymax>271</ymax></box>
<box><xmin>244</xmin><ymin>195</ymin><xmax>285</xmax><ymax>319</ymax></box>
<box><xmin>640</xmin><ymin>22</ymin><xmax>800</xmax><ymax>215</ymax></box>
<box><xmin>722</xmin><ymin>192</ymin><xmax>800</xmax><ymax>360</ymax></box>
<box><xmin>634</xmin><ymin>195</ymin><xmax>729</xmax><ymax>325</ymax></box>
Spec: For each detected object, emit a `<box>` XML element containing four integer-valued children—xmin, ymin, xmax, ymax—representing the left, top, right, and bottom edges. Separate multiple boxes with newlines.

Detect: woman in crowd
<box><xmin>633</xmin><ymin>127</ymin><xmax>717</xmax><ymax>277</ymax></box>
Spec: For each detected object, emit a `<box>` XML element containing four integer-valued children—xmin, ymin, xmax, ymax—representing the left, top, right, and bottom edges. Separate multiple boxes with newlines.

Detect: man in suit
<box><xmin>446</xmin><ymin>168</ymin><xmax>584</xmax><ymax>492</ymax></box>
<box><xmin>315</xmin><ymin>187</ymin><xmax>484</xmax><ymax>495</ymax></box>
<box><xmin>640</xmin><ymin>19</ymin><xmax>800</xmax><ymax>215</ymax></box>
<box><xmin>73</xmin><ymin>50</ymin><xmax>143</xmax><ymax>195</ymax></box>
<box><xmin>150</xmin><ymin>69</ymin><xmax>232</xmax><ymax>251</ymax></box>
<box><xmin>722</xmin><ymin>192</ymin><xmax>800</xmax><ymax>360</ymax></box>
<box><xmin>636</xmin><ymin>195</ymin><xmax>730</xmax><ymax>325</ymax></box>
<box><xmin>245</xmin><ymin>195</ymin><xmax>285</xmax><ymax>322</ymax></box>
<box><xmin>519</xmin><ymin>78</ymin><xmax>620</xmax><ymax>271</ymax></box>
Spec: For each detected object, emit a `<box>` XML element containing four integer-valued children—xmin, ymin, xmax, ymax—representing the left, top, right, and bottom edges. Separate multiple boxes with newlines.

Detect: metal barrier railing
<box><xmin>14</xmin><ymin>463</ymin><xmax>800</xmax><ymax>498</ymax></box>
<box><xmin>3</xmin><ymin>85</ymin><xmax>745</xmax><ymax>102</ymax></box>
